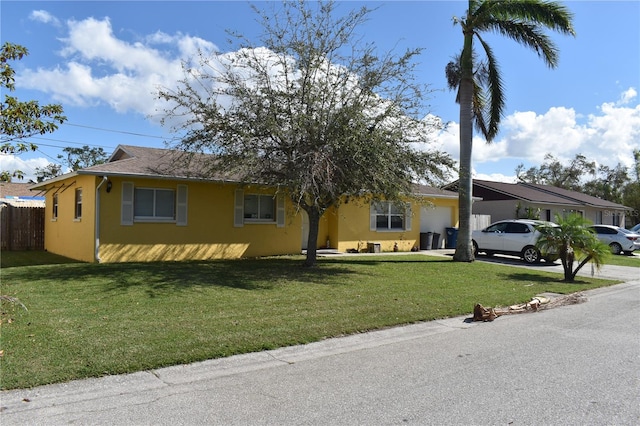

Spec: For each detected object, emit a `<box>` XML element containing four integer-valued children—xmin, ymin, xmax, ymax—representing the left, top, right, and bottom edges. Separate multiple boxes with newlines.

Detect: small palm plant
<box><xmin>536</xmin><ymin>214</ymin><xmax>610</xmax><ymax>282</ymax></box>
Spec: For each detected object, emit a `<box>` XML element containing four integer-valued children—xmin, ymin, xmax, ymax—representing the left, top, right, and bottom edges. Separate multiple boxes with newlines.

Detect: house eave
<box><xmin>29</xmin><ymin>172</ymin><xmax>80</xmax><ymax>190</ymax></box>
<box><xmin>411</xmin><ymin>192</ymin><xmax>481</xmax><ymax>201</ymax></box>
<box><xmin>76</xmin><ymin>169</ymin><xmax>242</xmax><ymax>185</ymax></box>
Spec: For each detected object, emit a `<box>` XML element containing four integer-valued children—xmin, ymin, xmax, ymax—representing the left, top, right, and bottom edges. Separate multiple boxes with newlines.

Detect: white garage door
<box><xmin>420</xmin><ymin>206</ymin><xmax>452</xmax><ymax>248</ymax></box>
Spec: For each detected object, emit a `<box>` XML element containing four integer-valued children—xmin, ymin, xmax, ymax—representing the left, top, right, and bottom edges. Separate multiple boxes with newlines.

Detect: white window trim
<box><xmin>370</xmin><ymin>201</ymin><xmax>411</xmax><ymax>232</ymax></box>
<box><xmin>121</xmin><ymin>182</ymin><xmax>187</xmax><ymax>226</ymax></box>
<box><xmin>74</xmin><ymin>188</ymin><xmax>83</xmax><ymax>221</ymax></box>
<box><xmin>244</xmin><ymin>194</ymin><xmax>276</xmax><ymax>223</ymax></box>
<box><xmin>52</xmin><ymin>193</ymin><xmax>59</xmax><ymax>221</ymax></box>
<box><xmin>133</xmin><ymin>187</ymin><xmax>176</xmax><ymax>222</ymax></box>
<box><xmin>234</xmin><ymin>189</ymin><xmax>285</xmax><ymax>228</ymax></box>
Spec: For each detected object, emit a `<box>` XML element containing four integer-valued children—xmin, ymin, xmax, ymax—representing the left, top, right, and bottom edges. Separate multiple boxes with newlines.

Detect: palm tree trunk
<box><xmin>453</xmin><ymin>34</ymin><xmax>475</xmax><ymax>262</ymax></box>
<box><xmin>562</xmin><ymin>243</ymin><xmax>575</xmax><ymax>282</ymax></box>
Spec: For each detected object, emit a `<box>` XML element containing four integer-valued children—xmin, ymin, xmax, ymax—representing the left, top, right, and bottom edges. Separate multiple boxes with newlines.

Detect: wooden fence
<box><xmin>0</xmin><ymin>204</ymin><xmax>45</xmax><ymax>251</ymax></box>
<box><xmin>471</xmin><ymin>214</ymin><xmax>492</xmax><ymax>230</ymax></box>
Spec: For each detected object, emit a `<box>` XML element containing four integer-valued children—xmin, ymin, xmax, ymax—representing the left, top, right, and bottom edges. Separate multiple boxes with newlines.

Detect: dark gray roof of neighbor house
<box><xmin>444</xmin><ymin>179</ymin><xmax>630</xmax><ymax>211</ymax></box>
<box><xmin>472</xmin><ymin>179</ymin><xmax>582</xmax><ymax>205</ymax></box>
<box><xmin>521</xmin><ymin>182</ymin><xmax>631</xmax><ymax>210</ymax></box>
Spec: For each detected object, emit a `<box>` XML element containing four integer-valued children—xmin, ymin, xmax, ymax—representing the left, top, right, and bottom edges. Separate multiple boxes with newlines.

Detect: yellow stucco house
<box><xmin>30</xmin><ymin>145</ymin><xmax>460</xmax><ymax>263</ymax></box>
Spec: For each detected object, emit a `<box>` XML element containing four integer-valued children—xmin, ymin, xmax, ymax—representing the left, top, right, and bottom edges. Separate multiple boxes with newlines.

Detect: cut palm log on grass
<box><xmin>473</xmin><ymin>293</ymin><xmax>587</xmax><ymax>322</ymax></box>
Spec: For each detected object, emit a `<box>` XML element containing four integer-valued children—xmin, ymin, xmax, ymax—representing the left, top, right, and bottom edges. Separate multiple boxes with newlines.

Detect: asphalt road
<box><xmin>1</xmin><ymin>264</ymin><xmax>638</xmax><ymax>425</ymax></box>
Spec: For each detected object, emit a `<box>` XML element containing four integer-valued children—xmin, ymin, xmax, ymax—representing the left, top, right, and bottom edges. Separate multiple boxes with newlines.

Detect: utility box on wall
<box><xmin>367</xmin><ymin>242</ymin><xmax>381</xmax><ymax>253</ymax></box>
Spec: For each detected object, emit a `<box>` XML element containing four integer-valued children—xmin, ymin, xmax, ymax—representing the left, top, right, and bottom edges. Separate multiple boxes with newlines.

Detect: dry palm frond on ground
<box><xmin>473</xmin><ymin>293</ymin><xmax>587</xmax><ymax>322</ymax></box>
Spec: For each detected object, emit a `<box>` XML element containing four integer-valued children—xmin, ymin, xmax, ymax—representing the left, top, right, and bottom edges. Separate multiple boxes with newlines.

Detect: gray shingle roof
<box><xmin>80</xmin><ymin>145</ymin><xmax>233</xmax><ymax>181</ymax></box>
<box><xmin>32</xmin><ymin>145</ymin><xmax>463</xmax><ymax>200</ymax></box>
<box><xmin>473</xmin><ymin>179</ymin><xmax>581</xmax><ymax>205</ymax></box>
<box><xmin>412</xmin><ymin>184</ymin><xmax>459</xmax><ymax>198</ymax></box>
<box><xmin>446</xmin><ymin>179</ymin><xmax>630</xmax><ymax>211</ymax></box>
<box><xmin>521</xmin><ymin>183</ymin><xmax>630</xmax><ymax>209</ymax></box>
<box><xmin>1</xmin><ymin>182</ymin><xmax>39</xmax><ymax>197</ymax></box>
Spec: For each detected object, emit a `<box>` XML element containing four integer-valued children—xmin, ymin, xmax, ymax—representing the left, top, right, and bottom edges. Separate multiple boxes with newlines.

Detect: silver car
<box><xmin>589</xmin><ymin>225</ymin><xmax>640</xmax><ymax>255</ymax></box>
<box><xmin>472</xmin><ymin>219</ymin><xmax>556</xmax><ymax>264</ymax></box>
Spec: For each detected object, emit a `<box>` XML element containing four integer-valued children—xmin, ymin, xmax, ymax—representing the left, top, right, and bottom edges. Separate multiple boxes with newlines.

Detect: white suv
<box><xmin>472</xmin><ymin>219</ymin><xmax>556</xmax><ymax>264</ymax></box>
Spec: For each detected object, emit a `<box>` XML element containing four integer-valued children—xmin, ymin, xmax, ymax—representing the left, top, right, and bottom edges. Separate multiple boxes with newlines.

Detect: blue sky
<box><xmin>2</xmin><ymin>1</ymin><xmax>639</xmax><ymax>184</ymax></box>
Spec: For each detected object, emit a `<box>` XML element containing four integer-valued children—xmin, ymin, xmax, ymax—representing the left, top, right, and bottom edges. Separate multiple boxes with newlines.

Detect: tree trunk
<box><xmin>571</xmin><ymin>255</ymin><xmax>593</xmax><ymax>280</ymax></box>
<box><xmin>561</xmin><ymin>244</ymin><xmax>575</xmax><ymax>282</ymax></box>
<box><xmin>304</xmin><ymin>206</ymin><xmax>322</xmax><ymax>267</ymax></box>
<box><xmin>453</xmin><ymin>33</ymin><xmax>475</xmax><ymax>262</ymax></box>
<box><xmin>564</xmin><ymin>267</ymin><xmax>574</xmax><ymax>282</ymax></box>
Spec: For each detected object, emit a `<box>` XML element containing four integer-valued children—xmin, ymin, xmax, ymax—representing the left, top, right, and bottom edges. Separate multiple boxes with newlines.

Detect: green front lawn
<box><xmin>605</xmin><ymin>252</ymin><xmax>640</xmax><ymax>267</ymax></box>
<box><xmin>0</xmin><ymin>252</ymin><xmax>619</xmax><ymax>390</ymax></box>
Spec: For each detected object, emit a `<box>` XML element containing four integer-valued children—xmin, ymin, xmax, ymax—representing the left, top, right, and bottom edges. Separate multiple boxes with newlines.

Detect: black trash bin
<box><xmin>432</xmin><ymin>232</ymin><xmax>441</xmax><ymax>249</ymax></box>
<box><xmin>445</xmin><ymin>227</ymin><xmax>458</xmax><ymax>249</ymax></box>
<box><xmin>420</xmin><ymin>232</ymin><xmax>433</xmax><ymax>250</ymax></box>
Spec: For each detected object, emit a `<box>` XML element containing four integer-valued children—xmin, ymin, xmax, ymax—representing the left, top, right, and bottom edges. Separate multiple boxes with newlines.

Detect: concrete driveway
<box><xmin>471</xmin><ymin>251</ymin><xmax>640</xmax><ymax>281</ymax></box>
<box><xmin>1</xmin><ymin>260</ymin><xmax>638</xmax><ymax>425</ymax></box>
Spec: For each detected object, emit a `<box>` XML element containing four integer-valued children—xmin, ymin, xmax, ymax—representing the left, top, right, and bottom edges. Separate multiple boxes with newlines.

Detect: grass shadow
<box><xmin>499</xmin><ymin>271</ymin><xmax>616</xmax><ymax>288</ymax></box>
<box><xmin>2</xmin><ymin>257</ymin><xmax>360</xmax><ymax>297</ymax></box>
<box><xmin>319</xmin><ymin>255</ymin><xmax>454</xmax><ymax>266</ymax></box>
<box><xmin>1</xmin><ymin>251</ymin><xmax>82</xmax><ymax>268</ymax></box>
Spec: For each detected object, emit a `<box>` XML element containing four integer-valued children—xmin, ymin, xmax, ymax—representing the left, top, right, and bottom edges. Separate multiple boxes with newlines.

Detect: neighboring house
<box><xmin>0</xmin><ymin>182</ymin><xmax>46</xmax><ymax>205</ymax></box>
<box><xmin>29</xmin><ymin>145</ymin><xmax>461</xmax><ymax>263</ymax></box>
<box><xmin>445</xmin><ymin>179</ymin><xmax>631</xmax><ymax>227</ymax></box>
<box><xmin>1</xmin><ymin>182</ymin><xmax>46</xmax><ymax>250</ymax></box>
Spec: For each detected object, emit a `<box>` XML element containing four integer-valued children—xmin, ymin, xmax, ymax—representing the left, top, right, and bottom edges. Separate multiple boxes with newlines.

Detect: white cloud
<box><xmin>617</xmin><ymin>87</ymin><xmax>637</xmax><ymax>106</ymax></box>
<box><xmin>12</xmin><ymin>14</ymin><xmax>639</xmax><ymax>179</ymax></box>
<box><xmin>18</xmin><ymin>17</ymin><xmax>215</xmax><ymax>118</ymax></box>
<box><xmin>501</xmin><ymin>107</ymin><xmax>585</xmax><ymax>164</ymax></box>
<box><xmin>29</xmin><ymin>10</ymin><xmax>61</xmax><ymax>27</ymax></box>
<box><xmin>0</xmin><ymin>155</ymin><xmax>50</xmax><ymax>183</ymax></box>
<box><xmin>437</xmin><ymin>88</ymin><xmax>640</xmax><ymax>173</ymax></box>
<box><xmin>433</xmin><ymin>121</ymin><xmax>511</xmax><ymax>165</ymax></box>
<box><xmin>473</xmin><ymin>172</ymin><xmax>517</xmax><ymax>183</ymax></box>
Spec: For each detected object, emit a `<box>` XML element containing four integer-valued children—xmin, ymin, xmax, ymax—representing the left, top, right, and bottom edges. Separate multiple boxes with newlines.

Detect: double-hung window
<box><xmin>612</xmin><ymin>213</ymin><xmax>621</xmax><ymax>226</ymax></box>
<box><xmin>52</xmin><ymin>193</ymin><xmax>59</xmax><ymax>220</ymax></box>
<box><xmin>134</xmin><ymin>188</ymin><xmax>175</xmax><ymax>221</ymax></box>
<box><xmin>74</xmin><ymin>189</ymin><xmax>82</xmax><ymax>219</ymax></box>
<box><xmin>121</xmin><ymin>183</ymin><xmax>187</xmax><ymax>226</ymax></box>
<box><xmin>371</xmin><ymin>201</ymin><xmax>411</xmax><ymax>231</ymax></box>
<box><xmin>244</xmin><ymin>194</ymin><xmax>275</xmax><ymax>221</ymax></box>
<box><xmin>234</xmin><ymin>189</ymin><xmax>285</xmax><ymax>227</ymax></box>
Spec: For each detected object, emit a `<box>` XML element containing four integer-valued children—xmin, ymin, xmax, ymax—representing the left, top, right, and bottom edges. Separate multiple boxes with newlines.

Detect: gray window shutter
<box><xmin>276</xmin><ymin>194</ymin><xmax>285</xmax><ymax>228</ymax></box>
<box><xmin>234</xmin><ymin>189</ymin><xmax>244</xmax><ymax>227</ymax></box>
<box><xmin>405</xmin><ymin>203</ymin><xmax>412</xmax><ymax>231</ymax></box>
<box><xmin>176</xmin><ymin>185</ymin><xmax>188</xmax><ymax>226</ymax></box>
<box><xmin>121</xmin><ymin>182</ymin><xmax>134</xmax><ymax>225</ymax></box>
<box><xmin>370</xmin><ymin>203</ymin><xmax>377</xmax><ymax>231</ymax></box>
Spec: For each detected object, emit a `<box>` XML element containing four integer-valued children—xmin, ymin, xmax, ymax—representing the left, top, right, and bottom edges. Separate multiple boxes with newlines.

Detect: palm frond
<box><xmin>476</xmin><ymin>0</ymin><xmax>575</xmax><ymax>68</ymax></box>
<box><xmin>486</xmin><ymin>18</ymin><xmax>559</xmax><ymax>67</ymax></box>
<box><xmin>475</xmin><ymin>34</ymin><xmax>504</xmax><ymax>141</ymax></box>
<box><xmin>490</xmin><ymin>0</ymin><xmax>576</xmax><ymax>36</ymax></box>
